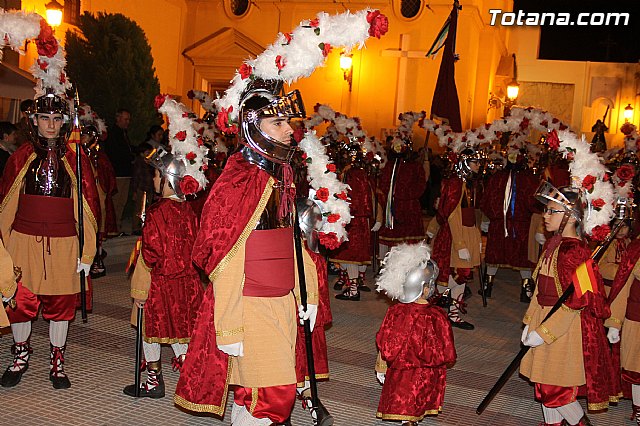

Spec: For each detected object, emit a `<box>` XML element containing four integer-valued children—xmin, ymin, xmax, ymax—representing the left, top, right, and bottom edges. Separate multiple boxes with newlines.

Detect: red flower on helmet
<box><xmin>616</xmin><ymin>164</ymin><xmax>635</xmax><ymax>183</ymax></box>
<box><xmin>590</xmin><ymin>224</ymin><xmax>610</xmax><ymax>242</ymax></box>
<box><xmin>37</xmin><ymin>59</ymin><xmax>48</xmax><ymax>70</ymax></box>
<box><xmin>309</xmin><ymin>18</ymin><xmax>320</xmax><ymax>28</ymax></box>
<box><xmin>275</xmin><ymin>55</ymin><xmax>286</xmax><ymax>71</ymax></box>
<box><xmin>582</xmin><ymin>175</ymin><xmax>596</xmax><ymax>191</ymax></box>
<box><xmin>336</xmin><ymin>191</ymin><xmax>348</xmax><ymax>200</ymax></box>
<box><xmin>154</xmin><ymin>94</ymin><xmax>167</xmax><ymax>109</ymax></box>
<box><xmin>179</xmin><ymin>175</ymin><xmax>199</xmax><ymax>195</ymax></box>
<box><xmin>366</xmin><ymin>10</ymin><xmax>389</xmax><ymax>39</ymax></box>
<box><xmin>175</xmin><ymin>131</ymin><xmax>187</xmax><ymax>141</ymax></box>
<box><xmin>36</xmin><ymin>20</ymin><xmax>58</xmax><ymax>58</ymax></box>
<box><xmin>186</xmin><ymin>152</ymin><xmax>196</xmax><ymax>161</ymax></box>
<box><xmin>215</xmin><ymin>107</ymin><xmax>238</xmax><ymax>135</ymax></box>
<box><xmin>239</xmin><ymin>63</ymin><xmax>253</xmax><ymax>79</ymax></box>
<box><xmin>546</xmin><ymin>130</ymin><xmax>560</xmax><ymax>150</ymax></box>
<box><xmin>591</xmin><ymin>198</ymin><xmax>605</xmax><ymax>209</ymax></box>
<box><xmin>319</xmin><ymin>232</ymin><xmax>340</xmax><ymax>250</ymax></box>
<box><xmin>283</xmin><ymin>32</ymin><xmax>293</xmax><ymax>44</ymax></box>
<box><xmin>621</xmin><ymin>122</ymin><xmax>634</xmax><ymax>135</ymax></box>
<box><xmin>327</xmin><ymin>213</ymin><xmax>340</xmax><ymax>223</ymax></box>
<box><xmin>315</xmin><ymin>187</ymin><xmax>329</xmax><ymax>202</ymax></box>
<box><xmin>319</xmin><ymin>42</ymin><xmax>332</xmax><ymax>57</ymax></box>
<box><xmin>326</xmin><ymin>163</ymin><xmax>336</xmax><ymax>173</ymax></box>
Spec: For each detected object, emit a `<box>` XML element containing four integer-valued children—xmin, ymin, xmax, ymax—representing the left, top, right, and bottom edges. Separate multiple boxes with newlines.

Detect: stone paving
<box><xmin>0</xmin><ymin>235</ymin><xmax>634</xmax><ymax>425</ymax></box>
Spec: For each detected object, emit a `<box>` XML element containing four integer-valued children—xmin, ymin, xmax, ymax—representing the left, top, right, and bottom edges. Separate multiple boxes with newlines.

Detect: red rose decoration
<box><xmin>309</xmin><ymin>18</ymin><xmax>320</xmax><ymax>28</ymax></box>
<box><xmin>319</xmin><ymin>42</ymin><xmax>332</xmax><ymax>57</ymax></box>
<box><xmin>197</xmin><ymin>137</ymin><xmax>204</xmax><ymax>147</ymax></box>
<box><xmin>590</xmin><ymin>224</ymin><xmax>610</xmax><ymax>242</ymax></box>
<box><xmin>59</xmin><ymin>72</ymin><xmax>66</xmax><ymax>84</ymax></box>
<box><xmin>293</xmin><ymin>127</ymin><xmax>305</xmax><ymax>143</ymax></box>
<box><xmin>315</xmin><ymin>187</ymin><xmax>329</xmax><ymax>202</ymax></box>
<box><xmin>546</xmin><ymin>130</ymin><xmax>560</xmax><ymax>150</ymax></box>
<box><xmin>215</xmin><ymin>107</ymin><xmax>239</xmax><ymax>135</ymax></box>
<box><xmin>186</xmin><ymin>152</ymin><xmax>196</xmax><ymax>161</ymax></box>
<box><xmin>37</xmin><ymin>59</ymin><xmax>48</xmax><ymax>70</ymax></box>
<box><xmin>326</xmin><ymin>163</ymin><xmax>336</xmax><ymax>173</ymax></box>
<box><xmin>179</xmin><ymin>175</ymin><xmax>199</xmax><ymax>195</ymax></box>
<box><xmin>239</xmin><ymin>63</ymin><xmax>253</xmax><ymax>79</ymax></box>
<box><xmin>284</xmin><ymin>33</ymin><xmax>293</xmax><ymax>44</ymax></box>
<box><xmin>327</xmin><ymin>213</ymin><xmax>340</xmax><ymax>223</ymax></box>
<box><xmin>616</xmin><ymin>164</ymin><xmax>635</xmax><ymax>183</ymax></box>
<box><xmin>175</xmin><ymin>130</ymin><xmax>187</xmax><ymax>141</ymax></box>
<box><xmin>275</xmin><ymin>55</ymin><xmax>286</xmax><ymax>71</ymax></box>
<box><xmin>319</xmin><ymin>232</ymin><xmax>340</xmax><ymax>250</ymax></box>
<box><xmin>621</xmin><ymin>122</ymin><xmax>634</xmax><ymax>136</ymax></box>
<box><xmin>582</xmin><ymin>175</ymin><xmax>596</xmax><ymax>191</ymax></box>
<box><xmin>187</xmin><ymin>90</ymin><xmax>195</xmax><ymax>99</ymax></box>
<box><xmin>154</xmin><ymin>94</ymin><xmax>167</xmax><ymax>109</ymax></box>
<box><xmin>591</xmin><ymin>198</ymin><xmax>605</xmax><ymax>209</ymax></box>
<box><xmin>36</xmin><ymin>20</ymin><xmax>58</xmax><ymax>58</ymax></box>
<box><xmin>336</xmin><ymin>191</ymin><xmax>348</xmax><ymax>200</ymax></box>
<box><xmin>366</xmin><ymin>10</ymin><xmax>389</xmax><ymax>39</ymax></box>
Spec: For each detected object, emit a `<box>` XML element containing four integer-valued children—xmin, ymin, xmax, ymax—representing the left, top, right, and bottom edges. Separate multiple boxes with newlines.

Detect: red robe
<box><xmin>431</xmin><ymin>177</ymin><xmax>463</xmax><ymax>283</ymax></box>
<box><xmin>95</xmin><ymin>150</ymin><xmax>118</xmax><ymax>236</ymax></box>
<box><xmin>376</xmin><ymin>302</ymin><xmax>456</xmax><ymax>420</ymax></box>
<box><xmin>295</xmin><ymin>248</ymin><xmax>331</xmax><ymax>385</ymax></box>
<box><xmin>480</xmin><ymin>169</ymin><xmax>540</xmax><ymax>269</ymax></box>
<box><xmin>330</xmin><ymin>167</ymin><xmax>373</xmax><ymax>264</ymax></box>
<box><xmin>378</xmin><ymin>158</ymin><xmax>426</xmax><ymax>246</ymax></box>
<box><xmin>141</xmin><ymin>198</ymin><xmax>203</xmax><ymax>342</ymax></box>
<box><xmin>174</xmin><ymin>153</ymin><xmax>273</xmax><ymax>415</ymax></box>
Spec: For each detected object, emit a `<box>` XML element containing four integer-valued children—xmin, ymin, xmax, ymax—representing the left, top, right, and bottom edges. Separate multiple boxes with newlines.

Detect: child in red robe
<box><xmin>123</xmin><ymin>149</ymin><xmax>204</xmax><ymax>398</ymax></box>
<box><xmin>375</xmin><ymin>242</ymin><xmax>456</xmax><ymax>425</ymax></box>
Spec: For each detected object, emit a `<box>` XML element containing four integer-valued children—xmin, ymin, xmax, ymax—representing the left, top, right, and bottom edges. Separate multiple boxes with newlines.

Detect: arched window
<box><xmin>401</xmin><ymin>0</ymin><xmax>422</xmax><ymax>19</ymax></box>
<box><xmin>230</xmin><ymin>0</ymin><xmax>249</xmax><ymax>17</ymax></box>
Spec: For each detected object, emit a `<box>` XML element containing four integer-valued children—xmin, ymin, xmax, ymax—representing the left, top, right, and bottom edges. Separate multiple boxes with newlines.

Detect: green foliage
<box><xmin>66</xmin><ymin>12</ymin><xmax>160</xmax><ymax>144</ymax></box>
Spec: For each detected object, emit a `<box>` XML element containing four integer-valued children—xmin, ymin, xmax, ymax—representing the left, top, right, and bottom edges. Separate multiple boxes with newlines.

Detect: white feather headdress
<box><xmin>376</xmin><ymin>242</ymin><xmax>431</xmax><ymax>300</ymax></box>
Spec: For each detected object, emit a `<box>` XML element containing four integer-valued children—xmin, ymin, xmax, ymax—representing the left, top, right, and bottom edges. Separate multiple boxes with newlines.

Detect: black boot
<box><xmin>478</xmin><ymin>275</ymin><xmax>494</xmax><ymax>298</ymax></box>
<box><xmin>333</xmin><ymin>269</ymin><xmax>348</xmax><ymax>291</ymax></box>
<box><xmin>123</xmin><ymin>360</ymin><xmax>165</xmax><ymax>398</ymax></box>
<box><xmin>631</xmin><ymin>404</ymin><xmax>640</xmax><ymax>426</ymax></box>
<box><xmin>300</xmin><ymin>393</ymin><xmax>334</xmax><ymax>426</ymax></box>
<box><xmin>357</xmin><ymin>273</ymin><xmax>371</xmax><ymax>292</ymax></box>
<box><xmin>335</xmin><ymin>279</ymin><xmax>360</xmax><ymax>301</ymax></box>
<box><xmin>520</xmin><ymin>278</ymin><xmax>534</xmax><ymax>303</ymax></box>
<box><xmin>449</xmin><ymin>295</ymin><xmax>474</xmax><ymax>330</ymax></box>
<box><xmin>49</xmin><ymin>344</ymin><xmax>71</xmax><ymax>389</ymax></box>
<box><xmin>0</xmin><ymin>342</ymin><xmax>31</xmax><ymax>388</ymax></box>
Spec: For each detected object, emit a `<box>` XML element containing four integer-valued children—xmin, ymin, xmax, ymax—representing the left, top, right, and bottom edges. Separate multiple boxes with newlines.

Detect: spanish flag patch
<box><xmin>571</xmin><ymin>258</ymin><xmax>598</xmax><ymax>298</ymax></box>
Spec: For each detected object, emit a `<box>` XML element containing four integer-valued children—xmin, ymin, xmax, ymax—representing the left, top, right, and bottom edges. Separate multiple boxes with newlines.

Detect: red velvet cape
<box><xmin>0</xmin><ymin>142</ymin><xmax>100</xmax><ymax>232</ymax></box>
<box><xmin>174</xmin><ymin>152</ymin><xmax>271</xmax><ymax>415</ymax></box>
<box><xmin>431</xmin><ymin>177</ymin><xmax>463</xmax><ymax>283</ymax></box>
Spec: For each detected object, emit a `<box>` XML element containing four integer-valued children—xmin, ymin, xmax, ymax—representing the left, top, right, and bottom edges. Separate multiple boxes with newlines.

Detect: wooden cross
<box><xmin>381</xmin><ymin>34</ymin><xmax>430</xmax><ymax>121</ymax></box>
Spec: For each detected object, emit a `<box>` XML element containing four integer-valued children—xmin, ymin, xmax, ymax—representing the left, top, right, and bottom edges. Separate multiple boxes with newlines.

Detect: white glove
<box><xmin>523</xmin><ymin>330</ymin><xmax>544</xmax><ymax>347</ymax></box>
<box><xmin>458</xmin><ymin>248</ymin><xmax>471</xmax><ymax>261</ymax></box>
<box><xmin>376</xmin><ymin>371</ymin><xmax>386</xmax><ymax>385</ymax></box>
<box><xmin>76</xmin><ymin>259</ymin><xmax>91</xmax><ymax>275</ymax></box>
<box><xmin>520</xmin><ymin>325</ymin><xmax>530</xmax><ymax>345</ymax></box>
<box><xmin>218</xmin><ymin>342</ymin><xmax>244</xmax><ymax>357</ymax></box>
<box><xmin>535</xmin><ymin>233</ymin><xmax>547</xmax><ymax>245</ymax></box>
<box><xmin>371</xmin><ymin>222</ymin><xmax>382</xmax><ymax>232</ymax></box>
<box><xmin>298</xmin><ymin>304</ymin><xmax>318</xmax><ymax>332</ymax></box>
<box><xmin>480</xmin><ymin>220</ymin><xmax>490</xmax><ymax>233</ymax></box>
<box><xmin>607</xmin><ymin>327</ymin><xmax>620</xmax><ymax>344</ymax></box>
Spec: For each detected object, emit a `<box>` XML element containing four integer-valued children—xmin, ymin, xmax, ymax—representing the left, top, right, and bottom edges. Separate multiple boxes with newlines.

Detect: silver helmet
<box><xmin>28</xmin><ymin>90</ymin><xmax>72</xmax><ymax>148</ymax></box>
<box><xmin>398</xmin><ymin>259</ymin><xmax>439</xmax><ymax>303</ymax></box>
<box><xmin>146</xmin><ymin>147</ymin><xmax>188</xmax><ymax>200</ymax></box>
<box><xmin>295</xmin><ymin>196</ymin><xmax>327</xmax><ymax>253</ymax></box>
<box><xmin>535</xmin><ymin>181</ymin><xmax>583</xmax><ymax>234</ymax></box>
<box><xmin>239</xmin><ymin>79</ymin><xmax>306</xmax><ymax>165</ymax></box>
<box><xmin>455</xmin><ymin>147</ymin><xmax>485</xmax><ymax>180</ymax></box>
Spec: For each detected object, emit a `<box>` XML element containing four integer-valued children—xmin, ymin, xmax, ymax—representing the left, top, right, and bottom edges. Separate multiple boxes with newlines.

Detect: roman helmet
<box><xmin>28</xmin><ymin>89</ymin><xmax>72</xmax><ymax>148</ymax></box>
<box><xmin>295</xmin><ymin>195</ymin><xmax>327</xmax><ymax>253</ymax></box>
<box><xmin>535</xmin><ymin>181</ymin><xmax>583</xmax><ymax>234</ymax></box>
<box><xmin>239</xmin><ymin>78</ymin><xmax>306</xmax><ymax>167</ymax></box>
<box><xmin>455</xmin><ymin>146</ymin><xmax>485</xmax><ymax>180</ymax></box>
<box><xmin>145</xmin><ymin>147</ymin><xmax>188</xmax><ymax>200</ymax></box>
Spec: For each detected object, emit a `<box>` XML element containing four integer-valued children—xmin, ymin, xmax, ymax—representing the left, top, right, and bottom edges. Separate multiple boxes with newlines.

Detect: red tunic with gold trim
<box><xmin>378</xmin><ymin>158</ymin><xmax>426</xmax><ymax>246</ymax></box>
<box><xmin>520</xmin><ymin>237</ymin><xmax>616</xmax><ymax>411</ymax></box>
<box><xmin>376</xmin><ymin>301</ymin><xmax>456</xmax><ymax>421</ymax></box>
<box><xmin>141</xmin><ymin>198</ymin><xmax>203</xmax><ymax>343</ymax></box>
<box><xmin>330</xmin><ymin>166</ymin><xmax>373</xmax><ymax>264</ymax></box>
<box><xmin>480</xmin><ymin>169</ymin><xmax>540</xmax><ymax>269</ymax></box>
<box><xmin>295</xmin><ymin>247</ymin><xmax>332</xmax><ymax>385</ymax></box>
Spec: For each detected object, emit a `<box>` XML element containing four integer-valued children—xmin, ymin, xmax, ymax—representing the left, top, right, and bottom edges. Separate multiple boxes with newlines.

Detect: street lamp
<box><xmin>624</xmin><ymin>104</ymin><xmax>634</xmax><ymax>122</ymax></box>
<box><xmin>340</xmin><ymin>52</ymin><xmax>353</xmax><ymax>92</ymax></box>
<box><xmin>506</xmin><ymin>79</ymin><xmax>520</xmax><ymax>102</ymax></box>
<box><xmin>45</xmin><ymin>0</ymin><xmax>64</xmax><ymax>28</ymax></box>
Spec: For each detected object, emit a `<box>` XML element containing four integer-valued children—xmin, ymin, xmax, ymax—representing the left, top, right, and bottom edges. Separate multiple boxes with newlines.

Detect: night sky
<box><xmin>513</xmin><ymin>0</ymin><xmax>639</xmax><ymax>63</ymax></box>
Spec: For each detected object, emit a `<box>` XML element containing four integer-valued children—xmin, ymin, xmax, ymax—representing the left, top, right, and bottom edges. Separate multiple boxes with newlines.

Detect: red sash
<box><xmin>461</xmin><ymin>207</ymin><xmax>476</xmax><ymax>227</ymax></box>
<box><xmin>12</xmin><ymin>194</ymin><xmax>76</xmax><ymax>237</ymax></box>
<box><xmin>243</xmin><ymin>228</ymin><xmax>295</xmax><ymax>297</ymax></box>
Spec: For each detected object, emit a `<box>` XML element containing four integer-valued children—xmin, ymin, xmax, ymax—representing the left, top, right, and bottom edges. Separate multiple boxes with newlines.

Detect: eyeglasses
<box><xmin>543</xmin><ymin>207</ymin><xmax>565</xmax><ymax>215</ymax></box>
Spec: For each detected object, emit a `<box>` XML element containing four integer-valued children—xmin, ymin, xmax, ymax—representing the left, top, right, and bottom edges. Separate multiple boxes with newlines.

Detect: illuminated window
<box><xmin>401</xmin><ymin>0</ymin><xmax>422</xmax><ymax>19</ymax></box>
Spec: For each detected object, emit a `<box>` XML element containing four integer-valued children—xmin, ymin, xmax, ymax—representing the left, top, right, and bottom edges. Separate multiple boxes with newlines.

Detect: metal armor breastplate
<box><xmin>255</xmin><ymin>182</ymin><xmax>294</xmax><ymax>229</ymax></box>
<box><xmin>24</xmin><ymin>144</ymin><xmax>72</xmax><ymax>198</ymax></box>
